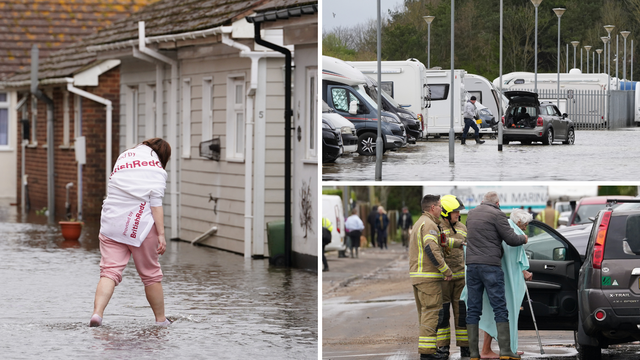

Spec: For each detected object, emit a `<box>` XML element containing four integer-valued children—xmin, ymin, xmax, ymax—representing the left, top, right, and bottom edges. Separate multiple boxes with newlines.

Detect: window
<box><xmin>468</xmin><ymin>91</ymin><xmax>482</xmax><ymax>104</ymax></box>
<box><xmin>182</xmin><ymin>78</ymin><xmax>191</xmax><ymax>158</ymax></box>
<box><xmin>306</xmin><ymin>68</ymin><xmax>317</xmax><ymax>159</ymax></box>
<box><xmin>429</xmin><ymin>84</ymin><xmax>450</xmax><ymax>101</ymax></box>
<box><xmin>380</xmin><ymin>81</ymin><xmax>394</xmax><ymax>97</ymax></box>
<box><xmin>62</xmin><ymin>91</ymin><xmax>70</xmax><ymax>146</ymax></box>
<box><xmin>125</xmin><ymin>86</ymin><xmax>139</xmax><ymax>148</ymax></box>
<box><xmin>330</xmin><ymin>87</ymin><xmax>364</xmax><ymax>113</ymax></box>
<box><xmin>143</xmin><ymin>84</ymin><xmax>156</xmax><ymax>139</ymax></box>
<box><xmin>0</xmin><ymin>93</ymin><xmax>8</xmax><ymax>148</ymax></box>
<box><xmin>202</xmin><ymin>77</ymin><xmax>212</xmax><ymax>144</ymax></box>
<box><xmin>226</xmin><ymin>76</ymin><xmax>245</xmax><ymax>161</ymax></box>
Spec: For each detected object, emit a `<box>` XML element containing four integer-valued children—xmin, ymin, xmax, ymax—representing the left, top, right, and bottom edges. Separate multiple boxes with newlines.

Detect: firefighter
<box><xmin>410</xmin><ymin>194</ymin><xmax>453</xmax><ymax>360</ymax></box>
<box><xmin>435</xmin><ymin>195</ymin><xmax>469</xmax><ymax>359</ymax></box>
<box><xmin>535</xmin><ymin>200</ymin><xmax>560</xmax><ymax>228</ymax></box>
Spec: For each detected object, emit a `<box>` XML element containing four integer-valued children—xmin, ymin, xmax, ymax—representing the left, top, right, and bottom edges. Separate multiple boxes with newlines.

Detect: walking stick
<box><xmin>525</xmin><ymin>284</ymin><xmax>545</xmax><ymax>355</ymax></box>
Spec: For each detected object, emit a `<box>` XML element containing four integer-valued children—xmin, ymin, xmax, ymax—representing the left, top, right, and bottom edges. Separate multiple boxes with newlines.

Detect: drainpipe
<box><xmin>220</xmin><ymin>33</ymin><xmax>284</xmax><ymax>259</ymax></box>
<box><xmin>252</xmin><ymin>24</ymin><xmax>293</xmax><ymax>267</ymax></box>
<box><xmin>30</xmin><ymin>45</ymin><xmax>55</xmax><ymax>224</ymax></box>
<box><xmin>65</xmin><ymin>80</ymin><xmax>112</xmax><ymax>195</ymax></box>
<box><xmin>138</xmin><ymin>21</ymin><xmax>179</xmax><ymax>240</ymax></box>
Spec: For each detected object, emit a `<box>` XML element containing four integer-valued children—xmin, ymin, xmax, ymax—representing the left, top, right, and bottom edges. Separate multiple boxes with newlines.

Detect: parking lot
<box><xmin>322</xmin><ymin>129</ymin><xmax>640</xmax><ymax>181</ymax></box>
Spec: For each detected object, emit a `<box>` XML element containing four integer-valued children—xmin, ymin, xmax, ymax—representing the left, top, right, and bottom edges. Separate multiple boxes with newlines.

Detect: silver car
<box><xmin>502</xmin><ymin>91</ymin><xmax>575</xmax><ymax>145</ymax></box>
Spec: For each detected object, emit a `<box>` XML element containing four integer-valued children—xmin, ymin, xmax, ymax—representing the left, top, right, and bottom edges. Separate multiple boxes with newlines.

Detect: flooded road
<box><xmin>0</xmin><ymin>200</ymin><xmax>317</xmax><ymax>359</ymax></box>
<box><xmin>323</xmin><ymin>129</ymin><xmax>640</xmax><ymax>181</ymax></box>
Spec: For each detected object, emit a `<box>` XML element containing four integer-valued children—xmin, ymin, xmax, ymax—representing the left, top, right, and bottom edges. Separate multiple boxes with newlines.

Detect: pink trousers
<box><xmin>99</xmin><ymin>226</ymin><xmax>163</xmax><ymax>286</ymax></box>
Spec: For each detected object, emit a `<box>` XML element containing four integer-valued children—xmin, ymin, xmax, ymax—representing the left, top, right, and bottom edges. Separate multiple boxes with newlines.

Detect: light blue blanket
<box><xmin>461</xmin><ymin>219</ymin><xmax>529</xmax><ymax>352</ymax></box>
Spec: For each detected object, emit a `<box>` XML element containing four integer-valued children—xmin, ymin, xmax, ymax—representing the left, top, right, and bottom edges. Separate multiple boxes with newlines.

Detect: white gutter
<box><xmin>86</xmin><ymin>26</ymin><xmax>233</xmax><ymax>53</ymax></box>
<box><xmin>65</xmin><ymin>79</ymin><xmax>113</xmax><ymax>195</ymax></box>
<box><xmin>138</xmin><ymin>21</ymin><xmax>179</xmax><ymax>240</ymax></box>
<box><xmin>220</xmin><ymin>33</ymin><xmax>284</xmax><ymax>259</ymax></box>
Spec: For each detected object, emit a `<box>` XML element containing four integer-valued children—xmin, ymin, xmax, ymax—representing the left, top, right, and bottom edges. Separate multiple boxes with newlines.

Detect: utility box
<box><xmin>266</xmin><ymin>220</ymin><xmax>285</xmax><ymax>266</ymax></box>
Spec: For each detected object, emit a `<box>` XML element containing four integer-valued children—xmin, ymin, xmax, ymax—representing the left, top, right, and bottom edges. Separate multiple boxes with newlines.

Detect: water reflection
<box><xmin>0</xmin><ymin>199</ymin><xmax>318</xmax><ymax>359</ymax></box>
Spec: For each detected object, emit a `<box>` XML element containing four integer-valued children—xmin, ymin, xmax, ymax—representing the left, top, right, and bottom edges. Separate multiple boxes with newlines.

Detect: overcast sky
<box><xmin>322</xmin><ymin>0</ymin><xmax>405</xmax><ymax>32</ymax></box>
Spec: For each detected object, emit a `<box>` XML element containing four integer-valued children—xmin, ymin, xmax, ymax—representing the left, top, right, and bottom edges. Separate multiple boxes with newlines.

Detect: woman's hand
<box><xmin>157</xmin><ymin>233</ymin><xmax>166</xmax><ymax>255</ymax></box>
<box><xmin>523</xmin><ymin>270</ymin><xmax>533</xmax><ymax>281</ymax></box>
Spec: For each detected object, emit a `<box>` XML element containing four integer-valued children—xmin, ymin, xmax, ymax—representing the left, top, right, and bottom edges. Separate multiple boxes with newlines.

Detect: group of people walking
<box><xmin>410</xmin><ymin>192</ymin><xmax>532</xmax><ymax>360</ymax></box>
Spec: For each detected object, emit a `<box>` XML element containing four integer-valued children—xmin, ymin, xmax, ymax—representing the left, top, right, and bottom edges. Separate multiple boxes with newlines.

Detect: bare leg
<box><xmin>480</xmin><ymin>331</ymin><xmax>499</xmax><ymax>359</ymax></box>
<box><xmin>145</xmin><ymin>282</ymin><xmax>166</xmax><ymax>322</ymax></box>
<box><xmin>93</xmin><ymin>277</ymin><xmax>116</xmax><ymax>318</ymax></box>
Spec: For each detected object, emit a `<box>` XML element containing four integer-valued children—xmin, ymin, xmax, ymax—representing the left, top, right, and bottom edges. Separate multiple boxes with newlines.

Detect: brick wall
<box><xmin>16</xmin><ymin>67</ymin><xmax>120</xmax><ymax>222</ymax></box>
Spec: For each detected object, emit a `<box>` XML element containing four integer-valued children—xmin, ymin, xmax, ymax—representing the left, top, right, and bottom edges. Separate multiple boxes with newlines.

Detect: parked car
<box><xmin>575</xmin><ymin>199</ymin><xmax>640</xmax><ymax>360</ymax></box>
<box><xmin>322</xmin><ymin>101</ymin><xmax>357</xmax><ymax>154</ymax></box>
<box><xmin>502</xmin><ymin>91</ymin><xmax>575</xmax><ymax>145</ymax></box>
<box><xmin>322</xmin><ymin>118</ymin><xmax>343</xmax><ymax>163</ymax></box>
<box><xmin>567</xmin><ymin>196</ymin><xmax>635</xmax><ymax>226</ymax></box>
<box><xmin>363</xmin><ymin>76</ymin><xmax>422</xmax><ymax>143</ymax></box>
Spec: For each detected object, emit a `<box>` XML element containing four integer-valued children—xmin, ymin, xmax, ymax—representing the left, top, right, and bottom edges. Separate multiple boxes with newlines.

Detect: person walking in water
<box><xmin>89</xmin><ymin>138</ymin><xmax>172</xmax><ymax>327</ymax></box>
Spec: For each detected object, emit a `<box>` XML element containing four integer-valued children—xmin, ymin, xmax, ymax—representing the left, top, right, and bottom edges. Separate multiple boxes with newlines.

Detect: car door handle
<box><xmin>544</xmin><ymin>265</ymin><xmax>555</xmax><ymax>270</ymax></box>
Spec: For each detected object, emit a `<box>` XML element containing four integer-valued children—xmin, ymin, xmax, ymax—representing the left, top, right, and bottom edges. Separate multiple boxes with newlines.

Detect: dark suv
<box><xmin>575</xmin><ymin>199</ymin><xmax>640</xmax><ymax>360</ymax></box>
<box><xmin>502</xmin><ymin>91</ymin><xmax>575</xmax><ymax>145</ymax></box>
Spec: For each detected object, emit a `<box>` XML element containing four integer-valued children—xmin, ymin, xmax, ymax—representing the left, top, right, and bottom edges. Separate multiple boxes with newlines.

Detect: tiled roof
<box><xmin>4</xmin><ymin>0</ymin><xmax>270</xmax><ymax>83</ymax></box>
<box><xmin>246</xmin><ymin>0</ymin><xmax>317</xmax><ymax>24</ymax></box>
<box><xmin>253</xmin><ymin>0</ymin><xmax>316</xmax><ymax>12</ymax></box>
<box><xmin>0</xmin><ymin>0</ymin><xmax>158</xmax><ymax>80</ymax></box>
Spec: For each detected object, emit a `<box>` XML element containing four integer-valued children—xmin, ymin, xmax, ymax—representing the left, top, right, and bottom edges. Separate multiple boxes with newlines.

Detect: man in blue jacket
<box><xmin>465</xmin><ymin>191</ymin><xmax>527</xmax><ymax>360</ymax></box>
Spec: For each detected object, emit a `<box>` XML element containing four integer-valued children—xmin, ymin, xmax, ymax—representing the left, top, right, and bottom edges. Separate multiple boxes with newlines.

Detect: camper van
<box><xmin>348</xmin><ymin>59</ymin><xmax>429</xmax><ymax>137</ymax></box>
<box><xmin>322</xmin><ymin>56</ymin><xmax>407</xmax><ymax>155</ymax></box>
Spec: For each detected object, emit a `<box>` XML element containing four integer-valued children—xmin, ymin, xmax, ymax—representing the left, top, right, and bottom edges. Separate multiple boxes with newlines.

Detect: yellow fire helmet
<box><xmin>441</xmin><ymin>194</ymin><xmax>465</xmax><ymax>218</ymax></box>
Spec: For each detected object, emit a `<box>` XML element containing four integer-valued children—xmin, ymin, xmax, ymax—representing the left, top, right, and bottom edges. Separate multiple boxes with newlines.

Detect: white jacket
<box><xmin>100</xmin><ymin>144</ymin><xmax>167</xmax><ymax>247</ymax></box>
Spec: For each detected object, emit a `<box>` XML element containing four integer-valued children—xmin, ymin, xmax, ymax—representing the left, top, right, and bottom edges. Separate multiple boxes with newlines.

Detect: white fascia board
<box><xmin>232</xmin><ymin>17</ymin><xmax>255</xmax><ymax>39</ymax></box>
<box><xmin>73</xmin><ymin>59</ymin><xmax>121</xmax><ymax>86</ymax></box>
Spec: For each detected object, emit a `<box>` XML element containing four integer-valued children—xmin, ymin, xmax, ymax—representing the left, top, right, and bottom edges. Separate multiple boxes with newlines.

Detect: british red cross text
<box><xmin>130</xmin><ymin>202</ymin><xmax>147</xmax><ymax>239</ymax></box>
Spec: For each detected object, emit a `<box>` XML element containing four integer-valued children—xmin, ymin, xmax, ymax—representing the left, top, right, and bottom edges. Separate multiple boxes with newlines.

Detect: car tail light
<box><xmin>593</xmin><ymin>211</ymin><xmax>612</xmax><ymax>269</ymax></box>
<box><xmin>501</xmin><ymin>116</ymin><xmax>504</xmax><ymax>124</ymax></box>
<box><xmin>537</xmin><ymin>117</ymin><xmax>544</xmax><ymax>126</ymax></box>
<box><xmin>594</xmin><ymin>309</ymin><xmax>606</xmax><ymax>321</ymax></box>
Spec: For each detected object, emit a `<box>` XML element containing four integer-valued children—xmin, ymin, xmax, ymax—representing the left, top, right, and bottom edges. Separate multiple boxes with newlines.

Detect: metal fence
<box><xmin>512</xmin><ymin>88</ymin><xmax>636</xmax><ymax>130</ymax></box>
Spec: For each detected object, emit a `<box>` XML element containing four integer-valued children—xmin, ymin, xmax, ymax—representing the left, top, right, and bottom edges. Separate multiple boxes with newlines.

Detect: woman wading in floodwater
<box><xmin>89</xmin><ymin>138</ymin><xmax>172</xmax><ymax>327</ymax></box>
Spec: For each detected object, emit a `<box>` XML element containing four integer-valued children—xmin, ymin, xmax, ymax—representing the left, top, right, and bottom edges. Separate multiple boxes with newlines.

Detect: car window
<box><xmin>552</xmin><ymin>105</ymin><xmax>562</xmax><ymax>116</ymax></box>
<box><xmin>604</xmin><ymin>214</ymin><xmax>640</xmax><ymax>258</ymax></box>
<box><xmin>523</xmin><ymin>222</ymin><xmax>569</xmax><ymax>261</ymax></box>
<box><xmin>544</xmin><ymin>106</ymin><xmax>555</xmax><ymax>115</ymax></box>
<box><xmin>331</xmin><ymin>88</ymin><xmax>362</xmax><ymax>113</ymax></box>
<box><xmin>573</xmin><ymin>204</ymin><xmax>606</xmax><ymax>225</ymax></box>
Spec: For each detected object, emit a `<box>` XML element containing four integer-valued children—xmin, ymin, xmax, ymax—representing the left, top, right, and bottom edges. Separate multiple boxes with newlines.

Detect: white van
<box><xmin>322</xmin><ymin>194</ymin><xmax>346</xmax><ymax>252</ymax></box>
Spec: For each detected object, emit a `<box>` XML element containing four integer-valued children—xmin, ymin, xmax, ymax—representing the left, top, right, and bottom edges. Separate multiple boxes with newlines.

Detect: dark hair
<box><xmin>421</xmin><ymin>194</ymin><xmax>440</xmax><ymax>212</ymax></box>
<box><xmin>470</xmin><ymin>96</ymin><xmax>476</xmax><ymax>100</ymax></box>
<box><xmin>142</xmin><ymin>138</ymin><xmax>171</xmax><ymax>169</ymax></box>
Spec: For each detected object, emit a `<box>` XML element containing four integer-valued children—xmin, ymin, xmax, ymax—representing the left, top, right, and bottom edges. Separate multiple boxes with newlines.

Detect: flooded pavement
<box><xmin>322</xmin><ymin>242</ymin><xmax>640</xmax><ymax>360</ymax></box>
<box><xmin>323</xmin><ymin>129</ymin><xmax>640</xmax><ymax>181</ymax></box>
<box><xmin>0</xmin><ymin>199</ymin><xmax>317</xmax><ymax>359</ymax></box>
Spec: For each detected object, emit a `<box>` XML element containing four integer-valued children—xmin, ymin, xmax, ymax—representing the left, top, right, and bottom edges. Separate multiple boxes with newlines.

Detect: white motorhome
<box><xmin>348</xmin><ymin>59</ymin><xmax>429</xmax><ymax>134</ymax></box>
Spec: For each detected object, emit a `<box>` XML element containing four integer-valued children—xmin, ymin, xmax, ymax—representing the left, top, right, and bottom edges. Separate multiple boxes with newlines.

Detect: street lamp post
<box><xmin>584</xmin><ymin>46</ymin><xmax>591</xmax><ymax>74</ymax></box>
<box><xmin>449</xmin><ymin>1</ymin><xmax>454</xmax><ymax>162</ymax></box>
<box><xmin>423</xmin><ymin>16</ymin><xmax>435</xmax><ymax>69</ymax></box>
<box><xmin>621</xmin><ymin>31</ymin><xmax>631</xmax><ymax>83</ymax></box>
<box><xmin>499</xmin><ymin>0</ymin><xmax>504</xmax><ymax>151</ymax></box>
<box><xmin>596</xmin><ymin>48</ymin><xmax>603</xmax><ymax>73</ymax></box>
<box><xmin>604</xmin><ymin>25</ymin><xmax>615</xmax><ymax>129</ymax></box>
<box><xmin>632</xmin><ymin>40</ymin><xmax>634</xmax><ymax>81</ymax></box>
<box><xmin>554</xmin><ymin>8</ymin><xmax>566</xmax><ymax>108</ymax></box>
<box><xmin>571</xmin><ymin>41</ymin><xmax>579</xmax><ymax>70</ymax></box>
<box><xmin>375</xmin><ymin>0</ymin><xmax>382</xmax><ymax>180</ymax></box>
<box><xmin>601</xmin><ymin>37</ymin><xmax>609</xmax><ymax>75</ymax></box>
<box><xmin>531</xmin><ymin>0</ymin><xmax>543</xmax><ymax>93</ymax></box>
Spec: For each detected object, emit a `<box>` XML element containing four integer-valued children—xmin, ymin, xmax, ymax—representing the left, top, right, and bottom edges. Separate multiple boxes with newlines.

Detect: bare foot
<box><xmin>480</xmin><ymin>350</ymin><xmax>499</xmax><ymax>359</ymax></box>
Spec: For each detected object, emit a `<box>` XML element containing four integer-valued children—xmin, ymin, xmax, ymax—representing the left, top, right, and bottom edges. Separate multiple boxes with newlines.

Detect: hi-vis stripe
<box><xmin>458</xmin><ymin>230</ymin><xmax>467</xmax><ymax>237</ymax></box>
<box><xmin>412</xmin><ymin>223</ymin><xmax>446</xmax><ymax>278</ymax></box>
<box><xmin>455</xmin><ymin>329</ymin><xmax>468</xmax><ymax>342</ymax></box>
<box><xmin>452</xmin><ymin>271</ymin><xmax>465</xmax><ymax>279</ymax></box>
<box><xmin>419</xmin><ymin>336</ymin><xmax>437</xmax><ymax>349</ymax></box>
<box><xmin>438</xmin><ymin>262</ymin><xmax>450</xmax><ymax>274</ymax></box>
<box><xmin>417</xmin><ymin>223</ymin><xmax>425</xmax><ymax>273</ymax></box>
<box><xmin>437</xmin><ymin>327</ymin><xmax>451</xmax><ymax>341</ymax></box>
